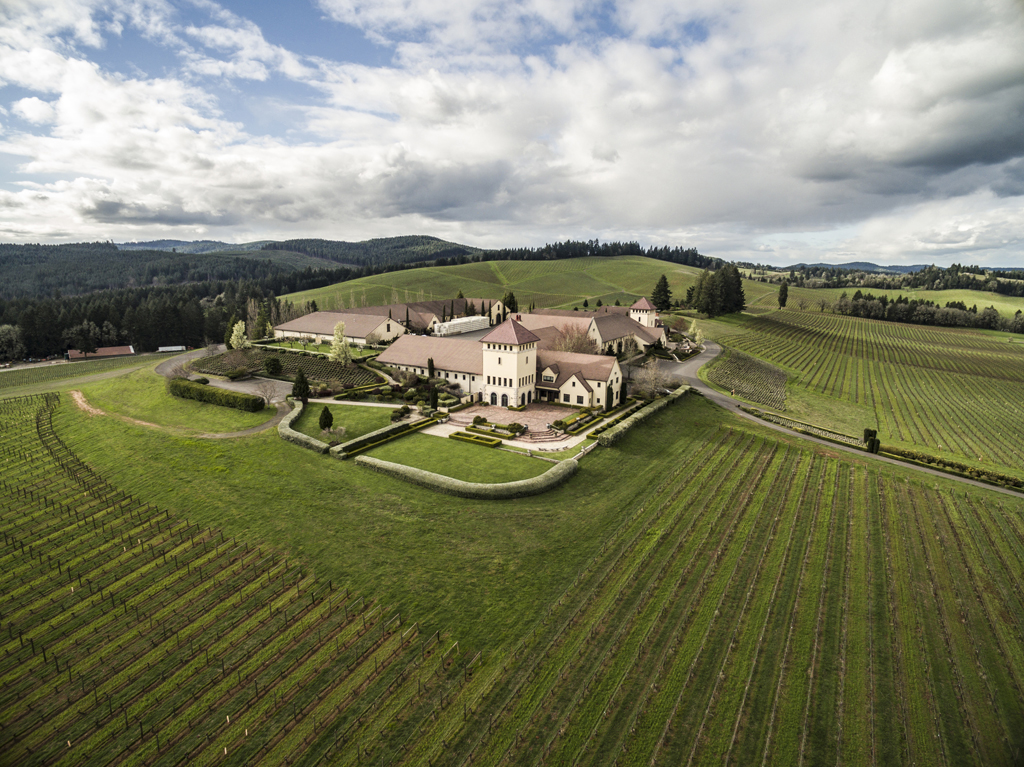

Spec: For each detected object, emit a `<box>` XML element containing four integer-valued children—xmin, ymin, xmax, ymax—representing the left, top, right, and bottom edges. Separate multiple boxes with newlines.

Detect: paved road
<box><xmin>657</xmin><ymin>342</ymin><xmax>1023</xmax><ymax>499</ymax></box>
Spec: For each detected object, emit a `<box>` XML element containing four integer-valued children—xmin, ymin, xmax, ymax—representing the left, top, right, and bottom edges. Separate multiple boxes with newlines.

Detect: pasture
<box><xmin>702</xmin><ymin>310</ymin><xmax>1024</xmax><ymax>479</ymax></box>
<box><xmin>3</xmin><ymin>376</ymin><xmax>1022</xmax><ymax>764</ymax></box>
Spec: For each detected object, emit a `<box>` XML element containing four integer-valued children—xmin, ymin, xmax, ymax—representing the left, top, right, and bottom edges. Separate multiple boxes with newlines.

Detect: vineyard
<box><xmin>0</xmin><ymin>394</ymin><xmax>482</xmax><ymax>766</ymax></box>
<box><xmin>709</xmin><ymin>311</ymin><xmax>1024</xmax><ymax>477</ymax></box>
<box><xmin>0</xmin><ymin>356</ymin><xmax>150</xmax><ymax>392</ymax></box>
<box><xmin>705</xmin><ymin>348</ymin><xmax>788</xmax><ymax>410</ymax></box>
<box><xmin>193</xmin><ymin>349</ymin><xmax>379</xmax><ymax>388</ymax></box>
<box><xmin>377</xmin><ymin>422</ymin><xmax>1024</xmax><ymax>764</ymax></box>
<box><xmin>6</xmin><ymin>368</ymin><xmax>1024</xmax><ymax>764</ymax></box>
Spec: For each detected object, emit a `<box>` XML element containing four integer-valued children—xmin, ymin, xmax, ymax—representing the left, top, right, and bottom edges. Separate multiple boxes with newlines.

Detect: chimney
<box><xmin>516</xmin><ymin>314</ymin><xmax>522</xmax><ymax>321</ymax></box>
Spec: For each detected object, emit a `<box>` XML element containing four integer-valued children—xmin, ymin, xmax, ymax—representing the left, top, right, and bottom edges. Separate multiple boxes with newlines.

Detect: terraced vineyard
<box><xmin>0</xmin><ymin>356</ymin><xmax>150</xmax><ymax>392</ymax></box>
<box><xmin>711</xmin><ymin>311</ymin><xmax>1024</xmax><ymax>475</ymax></box>
<box><xmin>0</xmin><ymin>394</ymin><xmax>479</xmax><ymax>766</ymax></box>
<box><xmin>705</xmin><ymin>348</ymin><xmax>787</xmax><ymax>410</ymax></box>
<box><xmin>193</xmin><ymin>348</ymin><xmax>379</xmax><ymax>387</ymax></box>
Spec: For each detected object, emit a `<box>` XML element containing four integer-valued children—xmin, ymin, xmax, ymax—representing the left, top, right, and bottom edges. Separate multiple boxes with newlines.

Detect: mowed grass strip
<box><xmin>364</xmin><ymin>433</ymin><xmax>551</xmax><ymax>483</ymax></box>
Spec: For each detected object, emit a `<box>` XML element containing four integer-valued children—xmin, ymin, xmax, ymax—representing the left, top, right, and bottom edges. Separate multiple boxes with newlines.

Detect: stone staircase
<box><xmin>520</xmin><ymin>428</ymin><xmax>565</xmax><ymax>443</ymax></box>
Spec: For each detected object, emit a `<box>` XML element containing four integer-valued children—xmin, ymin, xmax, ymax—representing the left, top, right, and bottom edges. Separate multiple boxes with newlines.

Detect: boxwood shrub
<box><xmin>355</xmin><ymin>456</ymin><xmax>579</xmax><ymax>499</ymax></box>
<box><xmin>168</xmin><ymin>378</ymin><xmax>265</xmax><ymax>412</ymax></box>
<box><xmin>449</xmin><ymin>431</ymin><xmax>501</xmax><ymax>447</ymax></box>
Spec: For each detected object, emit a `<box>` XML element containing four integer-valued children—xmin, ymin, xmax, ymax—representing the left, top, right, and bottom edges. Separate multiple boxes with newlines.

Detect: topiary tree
<box><xmin>292</xmin><ymin>369</ymin><xmax>310</xmax><ymax>404</ymax></box>
<box><xmin>319</xmin><ymin>405</ymin><xmax>334</xmax><ymax>432</ymax></box>
<box><xmin>229</xmin><ymin>320</ymin><xmax>250</xmax><ymax>350</ymax></box>
<box><xmin>429</xmin><ymin>388</ymin><xmax>438</xmax><ymax>410</ymax></box>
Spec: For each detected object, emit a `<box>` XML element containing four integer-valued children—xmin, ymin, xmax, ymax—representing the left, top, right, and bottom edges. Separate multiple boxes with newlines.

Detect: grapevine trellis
<box><xmin>706</xmin><ymin>347</ymin><xmax>788</xmax><ymax>410</ymax></box>
<box><xmin>0</xmin><ymin>394</ymin><xmax>481</xmax><ymax>766</ymax></box>
<box><xmin>193</xmin><ymin>348</ymin><xmax>380</xmax><ymax>388</ymax></box>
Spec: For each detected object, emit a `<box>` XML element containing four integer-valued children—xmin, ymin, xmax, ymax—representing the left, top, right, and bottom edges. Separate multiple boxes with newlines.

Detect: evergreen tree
<box><xmin>651</xmin><ymin>274</ymin><xmax>672</xmax><ymax>310</ymax></box>
<box><xmin>501</xmin><ymin>290</ymin><xmax>518</xmax><ymax>313</ymax></box>
<box><xmin>292</xmin><ymin>369</ymin><xmax>310</xmax><ymax>404</ymax></box>
<box><xmin>719</xmin><ymin>265</ymin><xmax>746</xmax><ymax>314</ymax></box>
<box><xmin>224</xmin><ymin>313</ymin><xmax>238</xmax><ymax>347</ymax></box>
<box><xmin>778</xmin><ymin>281</ymin><xmax>789</xmax><ymax>309</ymax></box>
<box><xmin>427</xmin><ymin>357</ymin><xmax>435</xmax><ymax>378</ymax></box>
<box><xmin>583</xmin><ymin>298</ymin><xmax>589</xmax><ymax>308</ymax></box>
<box><xmin>319</xmin><ymin>405</ymin><xmax>333</xmax><ymax>432</ymax></box>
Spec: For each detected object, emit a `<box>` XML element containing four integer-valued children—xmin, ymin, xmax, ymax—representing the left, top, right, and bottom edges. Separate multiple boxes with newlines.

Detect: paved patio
<box><xmin>449</xmin><ymin>402</ymin><xmax>578</xmax><ymax>431</ymax></box>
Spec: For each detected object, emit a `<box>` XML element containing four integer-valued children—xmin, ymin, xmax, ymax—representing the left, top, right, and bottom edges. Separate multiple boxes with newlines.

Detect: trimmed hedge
<box><xmin>881</xmin><ymin>446</ymin><xmax>1023</xmax><ymax>490</ymax></box>
<box><xmin>447</xmin><ymin>400</ymin><xmax>476</xmax><ymax>412</ymax></box>
<box><xmin>355</xmin><ymin>456</ymin><xmax>579</xmax><ymax>499</ymax></box>
<box><xmin>330</xmin><ymin>417</ymin><xmax>437</xmax><ymax>459</ymax></box>
<box><xmin>449</xmin><ymin>431</ymin><xmax>501</xmax><ymax>447</ymax></box>
<box><xmin>277</xmin><ymin>401</ymin><xmax>330</xmax><ymax>454</ymax></box>
<box><xmin>597</xmin><ymin>385</ymin><xmax>691</xmax><ymax>446</ymax></box>
<box><xmin>167</xmin><ymin>377</ymin><xmax>265</xmax><ymax>412</ymax></box>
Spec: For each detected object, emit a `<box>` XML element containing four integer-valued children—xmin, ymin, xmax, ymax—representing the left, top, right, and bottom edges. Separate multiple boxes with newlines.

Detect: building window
<box><xmin>386</xmin><ymin>324</ymin><xmax>390</xmax><ymax>332</ymax></box>
<box><xmin>577</xmin><ymin>396</ymin><xmax>584</xmax><ymax>404</ymax></box>
<box><xmin>572</xmin><ymin>381</ymin><xmax>575</xmax><ymax>387</ymax></box>
<box><xmin>543</xmin><ymin>375</ymin><xmax>554</xmax><ymax>382</ymax></box>
<box><xmin>563</xmin><ymin>394</ymin><xmax>570</xmax><ymax>402</ymax></box>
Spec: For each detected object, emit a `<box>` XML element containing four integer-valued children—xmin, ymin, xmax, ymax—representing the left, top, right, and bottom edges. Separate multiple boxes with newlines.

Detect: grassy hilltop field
<box><xmin>2</xmin><ymin>257</ymin><xmax>1024</xmax><ymax>765</ymax></box>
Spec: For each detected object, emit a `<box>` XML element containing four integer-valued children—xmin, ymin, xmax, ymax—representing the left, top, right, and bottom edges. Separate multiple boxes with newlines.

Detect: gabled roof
<box><xmin>274</xmin><ymin>311</ymin><xmax>392</xmax><ymax>338</ymax></box>
<box><xmin>591</xmin><ymin>314</ymin><xmax>666</xmax><ymax>346</ymax></box>
<box><xmin>377</xmin><ymin>335</ymin><xmax>483</xmax><ymax>375</ymax></box>
<box><xmin>480</xmin><ymin>317</ymin><xmax>540</xmax><ymax>346</ymax></box>
<box><xmin>535</xmin><ymin>349</ymin><xmax>617</xmax><ymax>390</ymax></box>
<box><xmin>631</xmin><ymin>297</ymin><xmax>657</xmax><ymax>311</ymax></box>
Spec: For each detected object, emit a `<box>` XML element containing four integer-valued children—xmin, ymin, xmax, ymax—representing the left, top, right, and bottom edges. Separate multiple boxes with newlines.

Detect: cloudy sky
<box><xmin>1</xmin><ymin>0</ymin><xmax>1022</xmax><ymax>266</ymax></box>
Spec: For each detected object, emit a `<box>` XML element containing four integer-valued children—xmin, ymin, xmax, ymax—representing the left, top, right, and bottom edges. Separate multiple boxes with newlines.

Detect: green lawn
<box><xmin>76</xmin><ymin>363</ymin><xmax>275</xmax><ymax>433</ymax></box>
<box><xmin>293</xmin><ymin>402</ymin><xmax>394</xmax><ymax>441</ymax></box>
<box><xmin>366</xmin><ymin>433</ymin><xmax>552</xmax><ymax>483</ymax></box>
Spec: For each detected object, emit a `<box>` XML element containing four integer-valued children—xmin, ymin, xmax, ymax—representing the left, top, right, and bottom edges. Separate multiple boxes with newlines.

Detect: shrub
<box><xmin>354</xmin><ymin>456</ymin><xmax>579</xmax><ymax>499</ymax></box>
<box><xmin>319</xmin><ymin>405</ymin><xmax>333</xmax><ymax>431</ymax></box>
<box><xmin>264</xmin><ymin>357</ymin><xmax>283</xmax><ymax>376</ymax></box>
<box><xmin>597</xmin><ymin>385</ymin><xmax>690</xmax><ymax>446</ymax></box>
<box><xmin>193</xmin><ymin>377</ymin><xmax>209</xmax><ymax>385</ymax></box>
<box><xmin>449</xmin><ymin>432</ymin><xmax>500</xmax><ymax>447</ymax></box>
<box><xmin>277</xmin><ymin>402</ymin><xmax>329</xmax><ymax>453</ymax></box>
<box><xmin>168</xmin><ymin>378</ymin><xmax>265</xmax><ymax>412</ymax></box>
<box><xmin>473</xmin><ymin>415</ymin><xmax>487</xmax><ymax>425</ymax></box>
<box><xmin>226</xmin><ymin>367</ymin><xmax>249</xmax><ymax>381</ymax></box>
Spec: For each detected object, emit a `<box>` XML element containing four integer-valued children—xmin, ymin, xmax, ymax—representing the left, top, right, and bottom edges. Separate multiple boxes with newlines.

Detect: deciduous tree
<box><xmin>329</xmin><ymin>321</ymin><xmax>352</xmax><ymax>364</ymax></box>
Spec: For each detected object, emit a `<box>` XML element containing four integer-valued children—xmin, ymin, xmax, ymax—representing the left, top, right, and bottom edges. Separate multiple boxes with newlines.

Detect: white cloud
<box><xmin>0</xmin><ymin>0</ymin><xmax>1021</xmax><ymax>267</ymax></box>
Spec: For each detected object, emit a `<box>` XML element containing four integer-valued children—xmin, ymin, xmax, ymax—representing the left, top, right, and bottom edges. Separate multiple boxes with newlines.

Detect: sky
<box><xmin>1</xmin><ymin>0</ymin><xmax>1023</xmax><ymax>267</ymax></box>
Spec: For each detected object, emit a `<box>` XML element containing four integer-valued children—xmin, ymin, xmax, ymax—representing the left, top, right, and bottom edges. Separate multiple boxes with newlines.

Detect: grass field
<box><xmin>366</xmin><ymin>433</ymin><xmax>552</xmax><ymax>483</ymax></box>
<box><xmin>76</xmin><ymin>363</ymin><xmax>275</xmax><ymax>433</ymax></box>
<box><xmin>292</xmin><ymin>402</ymin><xmax>395</xmax><ymax>442</ymax></box>
<box><xmin>283</xmin><ymin>256</ymin><xmax>710</xmax><ymax>312</ymax></box>
<box><xmin>284</xmin><ymin>256</ymin><xmax>1024</xmax><ymax>322</ymax></box>
<box><xmin>700</xmin><ymin>310</ymin><xmax>1024</xmax><ymax>479</ymax></box>
<box><xmin>5</xmin><ymin>384</ymin><xmax>1023</xmax><ymax>765</ymax></box>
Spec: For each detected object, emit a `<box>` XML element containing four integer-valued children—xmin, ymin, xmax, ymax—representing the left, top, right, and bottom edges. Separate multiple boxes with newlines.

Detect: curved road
<box><xmin>656</xmin><ymin>341</ymin><xmax>1023</xmax><ymax>499</ymax></box>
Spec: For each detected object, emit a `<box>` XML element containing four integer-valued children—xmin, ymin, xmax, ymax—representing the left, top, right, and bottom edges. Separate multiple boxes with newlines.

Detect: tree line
<box><xmin>831</xmin><ymin>290</ymin><xmax>1024</xmax><ymax>333</ymax></box>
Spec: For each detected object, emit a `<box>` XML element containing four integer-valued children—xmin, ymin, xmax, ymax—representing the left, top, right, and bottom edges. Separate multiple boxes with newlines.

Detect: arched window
<box><xmin>490</xmin><ymin>392</ymin><xmax>497</xmax><ymax>405</ymax></box>
<box><xmin>501</xmin><ymin>393</ymin><xmax>508</xmax><ymax>407</ymax></box>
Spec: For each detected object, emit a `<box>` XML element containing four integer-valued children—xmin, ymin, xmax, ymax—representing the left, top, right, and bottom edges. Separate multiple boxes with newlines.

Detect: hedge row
<box><xmin>596</xmin><ymin>385</ymin><xmax>691</xmax><ymax>447</ymax></box>
<box><xmin>447</xmin><ymin>400</ymin><xmax>476</xmax><ymax>413</ymax></box>
<box><xmin>354</xmin><ymin>456</ymin><xmax>579</xmax><ymax>499</ymax></box>
<box><xmin>331</xmin><ymin>417</ymin><xmax>437</xmax><ymax>459</ymax></box>
<box><xmin>449</xmin><ymin>431</ymin><xmax>500</xmax><ymax>447</ymax></box>
<box><xmin>587</xmin><ymin>400</ymin><xmax>645</xmax><ymax>439</ymax></box>
<box><xmin>167</xmin><ymin>378</ymin><xmax>265</xmax><ymax>412</ymax></box>
<box><xmin>880</xmin><ymin>446</ymin><xmax>1024</xmax><ymax>490</ymax></box>
<box><xmin>277</xmin><ymin>401</ymin><xmax>330</xmax><ymax>454</ymax></box>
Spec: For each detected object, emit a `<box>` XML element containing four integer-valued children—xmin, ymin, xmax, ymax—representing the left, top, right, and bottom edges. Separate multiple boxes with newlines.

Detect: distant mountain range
<box><xmin>775</xmin><ymin>261</ymin><xmax>933</xmax><ymax>274</ymax></box>
<box><xmin>115</xmin><ymin>240</ymin><xmax>272</xmax><ymax>253</ymax></box>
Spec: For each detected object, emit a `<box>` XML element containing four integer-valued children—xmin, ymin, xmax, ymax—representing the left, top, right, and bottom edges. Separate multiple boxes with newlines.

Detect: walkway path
<box><xmin>661</xmin><ymin>342</ymin><xmax>1023</xmax><ymax>499</ymax></box>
